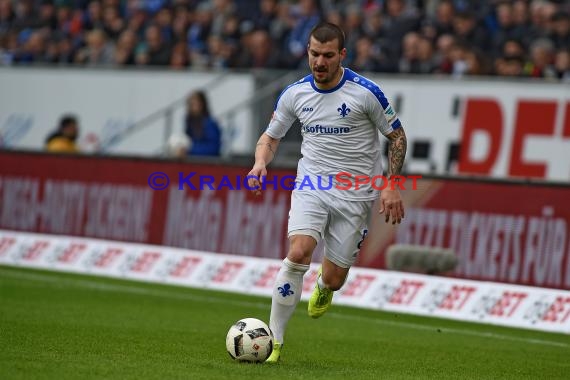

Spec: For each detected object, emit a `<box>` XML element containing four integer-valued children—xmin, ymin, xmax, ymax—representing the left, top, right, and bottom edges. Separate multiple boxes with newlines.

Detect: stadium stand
<box><xmin>0</xmin><ymin>0</ymin><xmax>568</xmax><ymax>80</ymax></box>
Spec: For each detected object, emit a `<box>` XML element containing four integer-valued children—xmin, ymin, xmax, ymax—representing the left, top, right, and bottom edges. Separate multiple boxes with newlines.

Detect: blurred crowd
<box><xmin>0</xmin><ymin>0</ymin><xmax>568</xmax><ymax>80</ymax></box>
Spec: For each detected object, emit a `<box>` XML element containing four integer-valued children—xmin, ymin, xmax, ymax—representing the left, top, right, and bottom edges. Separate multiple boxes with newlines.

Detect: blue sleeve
<box><xmin>189</xmin><ymin>118</ymin><xmax>222</xmax><ymax>156</ymax></box>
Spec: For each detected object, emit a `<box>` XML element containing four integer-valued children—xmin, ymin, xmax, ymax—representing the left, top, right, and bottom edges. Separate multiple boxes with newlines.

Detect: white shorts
<box><xmin>287</xmin><ymin>189</ymin><xmax>373</xmax><ymax>268</ymax></box>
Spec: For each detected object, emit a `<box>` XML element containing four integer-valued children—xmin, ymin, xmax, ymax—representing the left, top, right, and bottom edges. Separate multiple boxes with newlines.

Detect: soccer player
<box><xmin>247</xmin><ymin>22</ymin><xmax>407</xmax><ymax>363</ymax></box>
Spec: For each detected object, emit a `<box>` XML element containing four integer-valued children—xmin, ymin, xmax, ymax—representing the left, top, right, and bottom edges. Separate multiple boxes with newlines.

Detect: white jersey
<box><xmin>265</xmin><ymin>67</ymin><xmax>402</xmax><ymax>201</ymax></box>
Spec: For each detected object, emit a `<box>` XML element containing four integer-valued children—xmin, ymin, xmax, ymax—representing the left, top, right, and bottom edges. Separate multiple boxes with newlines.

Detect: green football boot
<box><xmin>265</xmin><ymin>342</ymin><xmax>282</xmax><ymax>364</ymax></box>
<box><xmin>307</xmin><ymin>268</ymin><xmax>334</xmax><ymax>319</ymax></box>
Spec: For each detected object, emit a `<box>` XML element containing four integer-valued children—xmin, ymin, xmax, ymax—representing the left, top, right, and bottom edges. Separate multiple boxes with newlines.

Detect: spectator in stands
<box><xmin>433</xmin><ymin>33</ymin><xmax>456</xmax><ymax>73</ymax></box>
<box><xmin>135</xmin><ymin>24</ymin><xmax>172</xmax><ymax>66</ymax></box>
<box><xmin>11</xmin><ymin>0</ymin><xmax>41</xmax><ymax>32</ymax></box>
<box><xmin>350</xmin><ymin>35</ymin><xmax>381</xmax><ymax>72</ymax></box>
<box><xmin>219</xmin><ymin>13</ymin><xmax>242</xmax><ymax>50</ymax></box>
<box><xmin>154</xmin><ymin>6</ymin><xmax>174</xmax><ymax>43</ymax></box>
<box><xmin>114</xmin><ymin>29</ymin><xmax>138</xmax><ymax>66</ymax></box>
<box><xmin>269</xmin><ymin>0</ymin><xmax>294</xmax><ymax>49</ymax></box>
<box><xmin>502</xmin><ymin>38</ymin><xmax>526</xmax><ymax>58</ymax></box>
<box><xmin>84</xmin><ymin>0</ymin><xmax>102</xmax><ymax>31</ymax></box>
<box><xmin>43</xmin><ymin>32</ymin><xmax>75</xmax><ymax>64</ymax></box>
<box><xmin>525</xmin><ymin>37</ymin><xmax>557</xmax><ymax>78</ymax></box>
<box><xmin>286</xmin><ymin>0</ymin><xmax>321</xmax><ymax>65</ymax></box>
<box><xmin>492</xmin><ymin>1</ymin><xmax>525</xmax><ymax>57</ymax></box>
<box><xmin>495</xmin><ymin>53</ymin><xmax>525</xmax><ymax>77</ymax></box>
<box><xmin>0</xmin><ymin>0</ymin><xmax>14</xmax><ymax>36</ymax></box>
<box><xmin>382</xmin><ymin>0</ymin><xmax>421</xmax><ymax>65</ymax></box>
<box><xmin>529</xmin><ymin>0</ymin><xmax>558</xmax><ymax>35</ymax></box>
<box><xmin>75</xmin><ymin>29</ymin><xmax>115</xmax><ymax>66</ymax></box>
<box><xmin>432</xmin><ymin>0</ymin><xmax>455</xmax><ymax>38</ymax></box>
<box><xmin>549</xmin><ymin>10</ymin><xmax>569</xmax><ymax>50</ymax></box>
<box><xmin>172</xmin><ymin>5</ymin><xmax>190</xmax><ymax>43</ymax></box>
<box><xmin>45</xmin><ymin>114</ymin><xmax>81</xmax><ymax>153</ymax></box>
<box><xmin>509</xmin><ymin>0</ymin><xmax>534</xmax><ymax>48</ymax></box>
<box><xmin>187</xmin><ymin>2</ymin><xmax>213</xmax><ymax>67</ymax></box>
<box><xmin>124</xmin><ymin>4</ymin><xmax>147</xmax><ymax>39</ymax></box>
<box><xmin>231</xmin><ymin>28</ymin><xmax>288</xmax><ymax>69</ymax></box>
<box><xmin>342</xmin><ymin>4</ymin><xmax>364</xmax><ymax>63</ymax></box>
<box><xmin>38</xmin><ymin>0</ymin><xmax>57</xmax><ymax>31</ymax></box>
<box><xmin>253</xmin><ymin>0</ymin><xmax>279</xmax><ymax>32</ymax></box>
<box><xmin>12</xmin><ymin>30</ymin><xmax>47</xmax><ymax>64</ymax></box>
<box><xmin>170</xmin><ymin>40</ymin><xmax>190</xmax><ymax>69</ymax></box>
<box><xmin>102</xmin><ymin>3</ymin><xmax>125</xmax><ymax>40</ymax></box>
<box><xmin>324</xmin><ymin>7</ymin><xmax>341</xmax><ymax>28</ymax></box>
<box><xmin>137</xmin><ymin>23</ymin><xmax>172</xmax><ymax>65</ymax></box>
<box><xmin>361</xmin><ymin>7</ymin><xmax>384</xmax><ymax>40</ymax></box>
<box><xmin>211</xmin><ymin>0</ymin><xmax>237</xmax><ymax>38</ymax></box>
<box><xmin>184</xmin><ymin>90</ymin><xmax>222</xmax><ymax>157</ymax></box>
<box><xmin>512</xmin><ymin>0</ymin><xmax>530</xmax><ymax>28</ymax></box>
<box><xmin>463</xmin><ymin>48</ymin><xmax>488</xmax><ymax>76</ymax></box>
<box><xmin>554</xmin><ymin>48</ymin><xmax>570</xmax><ymax>81</ymax></box>
<box><xmin>205</xmin><ymin>34</ymin><xmax>232</xmax><ymax>68</ymax></box>
<box><xmin>398</xmin><ymin>31</ymin><xmax>420</xmax><ymax>73</ymax></box>
<box><xmin>416</xmin><ymin>35</ymin><xmax>438</xmax><ymax>73</ymax></box>
<box><xmin>452</xmin><ymin>10</ymin><xmax>491</xmax><ymax>53</ymax></box>
<box><xmin>448</xmin><ymin>40</ymin><xmax>475</xmax><ymax>77</ymax></box>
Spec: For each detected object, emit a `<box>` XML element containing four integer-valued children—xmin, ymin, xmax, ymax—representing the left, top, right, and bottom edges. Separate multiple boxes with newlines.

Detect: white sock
<box><xmin>269</xmin><ymin>258</ymin><xmax>309</xmax><ymax>344</ymax></box>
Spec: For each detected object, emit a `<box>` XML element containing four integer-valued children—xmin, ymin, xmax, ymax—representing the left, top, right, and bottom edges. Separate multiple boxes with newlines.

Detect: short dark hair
<box><xmin>59</xmin><ymin>115</ymin><xmax>77</xmax><ymax>129</ymax></box>
<box><xmin>308</xmin><ymin>22</ymin><xmax>345</xmax><ymax>50</ymax></box>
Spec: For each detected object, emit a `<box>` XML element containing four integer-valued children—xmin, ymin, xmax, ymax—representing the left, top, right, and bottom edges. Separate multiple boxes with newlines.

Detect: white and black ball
<box><xmin>225</xmin><ymin>318</ymin><xmax>274</xmax><ymax>363</ymax></box>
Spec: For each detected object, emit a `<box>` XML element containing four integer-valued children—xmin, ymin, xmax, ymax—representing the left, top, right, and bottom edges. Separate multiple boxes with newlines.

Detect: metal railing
<box><xmin>97</xmin><ymin>71</ymin><xmax>229</xmax><ymax>155</ymax></box>
<box><xmin>99</xmin><ymin>69</ymin><xmax>304</xmax><ymax>157</ymax></box>
<box><xmin>215</xmin><ymin>69</ymin><xmax>302</xmax><ymax>158</ymax></box>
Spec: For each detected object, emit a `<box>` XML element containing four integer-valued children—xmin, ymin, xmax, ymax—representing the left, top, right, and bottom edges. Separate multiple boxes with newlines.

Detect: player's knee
<box><xmin>287</xmin><ymin>246</ymin><xmax>312</xmax><ymax>264</ymax></box>
<box><xmin>287</xmin><ymin>235</ymin><xmax>317</xmax><ymax>264</ymax></box>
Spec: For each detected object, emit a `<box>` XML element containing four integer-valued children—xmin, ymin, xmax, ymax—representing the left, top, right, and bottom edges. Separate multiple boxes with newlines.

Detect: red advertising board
<box><xmin>0</xmin><ymin>152</ymin><xmax>294</xmax><ymax>261</ymax></box>
<box><xmin>359</xmin><ymin>178</ymin><xmax>570</xmax><ymax>290</ymax></box>
<box><xmin>458</xmin><ymin>98</ymin><xmax>570</xmax><ymax>179</ymax></box>
<box><xmin>1</xmin><ymin>151</ymin><xmax>569</xmax><ymax>289</ymax></box>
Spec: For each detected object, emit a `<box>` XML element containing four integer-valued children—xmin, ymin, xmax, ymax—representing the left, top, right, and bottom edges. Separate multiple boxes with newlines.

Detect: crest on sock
<box><xmin>277</xmin><ymin>283</ymin><xmax>294</xmax><ymax>297</ymax></box>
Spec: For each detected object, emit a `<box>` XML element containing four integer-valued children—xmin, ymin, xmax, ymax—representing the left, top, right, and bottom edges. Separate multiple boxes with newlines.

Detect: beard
<box><xmin>312</xmin><ymin>64</ymin><xmax>340</xmax><ymax>84</ymax></box>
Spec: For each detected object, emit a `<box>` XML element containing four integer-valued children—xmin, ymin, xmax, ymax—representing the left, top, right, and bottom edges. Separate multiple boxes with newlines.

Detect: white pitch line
<box><xmin>328</xmin><ymin>313</ymin><xmax>570</xmax><ymax>348</ymax></box>
<box><xmin>1</xmin><ymin>267</ymin><xmax>568</xmax><ymax>349</ymax></box>
<box><xmin>0</xmin><ymin>267</ymin><xmax>270</xmax><ymax>310</ymax></box>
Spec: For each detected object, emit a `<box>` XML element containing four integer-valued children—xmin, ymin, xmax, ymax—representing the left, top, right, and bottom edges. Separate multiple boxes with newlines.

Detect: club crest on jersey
<box><xmin>337</xmin><ymin>103</ymin><xmax>351</xmax><ymax>118</ymax></box>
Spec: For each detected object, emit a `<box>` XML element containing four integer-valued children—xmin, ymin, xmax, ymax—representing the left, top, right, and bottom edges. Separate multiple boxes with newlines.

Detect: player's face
<box><xmin>308</xmin><ymin>37</ymin><xmax>346</xmax><ymax>88</ymax></box>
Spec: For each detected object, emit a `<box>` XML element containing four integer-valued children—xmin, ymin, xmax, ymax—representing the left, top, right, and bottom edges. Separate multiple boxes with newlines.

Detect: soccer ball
<box><xmin>225</xmin><ymin>318</ymin><xmax>274</xmax><ymax>363</ymax></box>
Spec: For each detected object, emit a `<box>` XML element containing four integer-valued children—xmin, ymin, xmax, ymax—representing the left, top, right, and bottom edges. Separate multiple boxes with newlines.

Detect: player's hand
<box><xmin>247</xmin><ymin>164</ymin><xmax>267</xmax><ymax>196</ymax></box>
<box><xmin>379</xmin><ymin>188</ymin><xmax>405</xmax><ymax>225</ymax></box>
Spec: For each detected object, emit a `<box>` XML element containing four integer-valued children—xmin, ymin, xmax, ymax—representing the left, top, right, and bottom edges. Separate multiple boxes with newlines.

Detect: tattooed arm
<box><xmin>379</xmin><ymin>127</ymin><xmax>407</xmax><ymax>224</ymax></box>
<box><xmin>247</xmin><ymin>133</ymin><xmax>281</xmax><ymax>196</ymax></box>
<box><xmin>386</xmin><ymin>127</ymin><xmax>408</xmax><ymax>179</ymax></box>
<box><xmin>254</xmin><ymin>133</ymin><xmax>280</xmax><ymax>168</ymax></box>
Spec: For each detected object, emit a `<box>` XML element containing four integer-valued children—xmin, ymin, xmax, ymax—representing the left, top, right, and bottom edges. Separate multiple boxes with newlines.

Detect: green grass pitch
<box><xmin>1</xmin><ymin>265</ymin><xmax>569</xmax><ymax>380</ymax></box>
